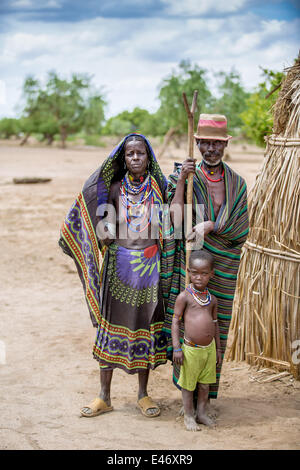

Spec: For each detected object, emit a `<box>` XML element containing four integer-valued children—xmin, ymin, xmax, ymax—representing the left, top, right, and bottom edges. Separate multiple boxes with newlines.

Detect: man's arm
<box><xmin>169</xmin><ymin>159</ymin><xmax>214</xmax><ymax>238</ymax></box>
<box><xmin>214</xmin><ymin>178</ymin><xmax>249</xmax><ymax>248</ymax></box>
<box><xmin>169</xmin><ymin>158</ymin><xmax>195</xmax><ymax>227</ymax></box>
<box><xmin>186</xmin><ymin>220</ymin><xmax>215</xmax><ymax>242</ymax></box>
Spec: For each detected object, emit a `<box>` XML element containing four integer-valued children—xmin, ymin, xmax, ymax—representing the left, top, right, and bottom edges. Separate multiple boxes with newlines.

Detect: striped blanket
<box><xmin>163</xmin><ymin>162</ymin><xmax>249</xmax><ymax>399</ymax></box>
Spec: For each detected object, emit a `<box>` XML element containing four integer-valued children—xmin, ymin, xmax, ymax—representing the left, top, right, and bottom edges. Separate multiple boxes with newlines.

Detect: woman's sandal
<box><xmin>80</xmin><ymin>397</ymin><xmax>113</xmax><ymax>418</ymax></box>
<box><xmin>137</xmin><ymin>396</ymin><xmax>160</xmax><ymax>418</ymax></box>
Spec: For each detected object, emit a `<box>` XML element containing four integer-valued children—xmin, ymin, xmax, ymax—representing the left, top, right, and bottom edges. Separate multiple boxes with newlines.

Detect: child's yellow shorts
<box><xmin>178</xmin><ymin>339</ymin><xmax>216</xmax><ymax>391</ymax></box>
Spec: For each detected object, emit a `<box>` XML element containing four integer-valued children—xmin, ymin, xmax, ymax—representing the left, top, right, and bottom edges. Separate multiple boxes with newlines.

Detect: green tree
<box><xmin>19</xmin><ymin>72</ymin><xmax>106</xmax><ymax>147</ymax></box>
<box><xmin>0</xmin><ymin>118</ymin><xmax>20</xmax><ymax>138</ymax></box>
<box><xmin>157</xmin><ymin>60</ymin><xmax>213</xmax><ymax>135</ymax></box>
<box><xmin>18</xmin><ymin>77</ymin><xmax>47</xmax><ymax>144</ymax></box>
<box><xmin>44</xmin><ymin>72</ymin><xmax>89</xmax><ymax>147</ymax></box>
<box><xmin>211</xmin><ymin>70</ymin><xmax>250</xmax><ymax>135</ymax></box>
<box><xmin>103</xmin><ymin>117</ymin><xmax>133</xmax><ymax>137</ymax></box>
<box><xmin>102</xmin><ymin>107</ymin><xmax>160</xmax><ymax>137</ymax></box>
<box><xmin>240</xmin><ymin>68</ymin><xmax>283</xmax><ymax>146</ymax></box>
<box><xmin>82</xmin><ymin>93</ymin><xmax>106</xmax><ymax>135</ymax></box>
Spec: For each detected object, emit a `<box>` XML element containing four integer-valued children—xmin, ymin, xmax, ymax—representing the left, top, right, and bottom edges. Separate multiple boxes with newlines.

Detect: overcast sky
<box><xmin>0</xmin><ymin>0</ymin><xmax>299</xmax><ymax>119</ymax></box>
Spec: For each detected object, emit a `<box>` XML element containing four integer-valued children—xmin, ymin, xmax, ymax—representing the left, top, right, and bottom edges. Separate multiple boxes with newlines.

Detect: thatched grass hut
<box><xmin>228</xmin><ymin>59</ymin><xmax>300</xmax><ymax>379</ymax></box>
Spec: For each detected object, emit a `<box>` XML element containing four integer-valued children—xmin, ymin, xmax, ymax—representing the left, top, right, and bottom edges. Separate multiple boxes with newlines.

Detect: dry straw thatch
<box><xmin>228</xmin><ymin>58</ymin><xmax>300</xmax><ymax>378</ymax></box>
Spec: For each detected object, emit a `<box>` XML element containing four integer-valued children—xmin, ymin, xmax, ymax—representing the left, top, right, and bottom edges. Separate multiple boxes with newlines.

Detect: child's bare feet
<box><xmin>179</xmin><ymin>405</ymin><xmax>197</xmax><ymax>418</ymax></box>
<box><xmin>184</xmin><ymin>414</ymin><xmax>200</xmax><ymax>431</ymax></box>
<box><xmin>196</xmin><ymin>412</ymin><xmax>215</xmax><ymax>427</ymax></box>
<box><xmin>206</xmin><ymin>401</ymin><xmax>219</xmax><ymax>419</ymax></box>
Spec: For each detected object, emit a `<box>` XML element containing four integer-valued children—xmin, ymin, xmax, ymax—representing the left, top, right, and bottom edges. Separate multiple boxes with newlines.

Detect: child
<box><xmin>171</xmin><ymin>249</ymin><xmax>222</xmax><ymax>431</ymax></box>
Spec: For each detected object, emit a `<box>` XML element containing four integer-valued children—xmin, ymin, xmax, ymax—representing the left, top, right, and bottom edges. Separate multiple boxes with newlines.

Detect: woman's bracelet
<box><xmin>174</xmin><ymin>348</ymin><xmax>182</xmax><ymax>352</ymax></box>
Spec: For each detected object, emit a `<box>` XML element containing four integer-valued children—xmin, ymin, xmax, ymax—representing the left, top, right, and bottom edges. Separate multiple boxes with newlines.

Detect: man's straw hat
<box><xmin>194</xmin><ymin>113</ymin><xmax>232</xmax><ymax>141</ymax></box>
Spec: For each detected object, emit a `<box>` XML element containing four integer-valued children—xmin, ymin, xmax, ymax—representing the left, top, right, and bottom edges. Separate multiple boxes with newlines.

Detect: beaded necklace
<box><xmin>200</xmin><ymin>162</ymin><xmax>224</xmax><ymax>182</ymax></box>
<box><xmin>120</xmin><ymin>173</ymin><xmax>154</xmax><ymax>233</ymax></box>
<box><xmin>120</xmin><ymin>174</ymin><xmax>152</xmax><ymax>207</ymax></box>
<box><xmin>124</xmin><ymin>172</ymin><xmax>149</xmax><ymax>194</ymax></box>
<box><xmin>186</xmin><ymin>284</ymin><xmax>211</xmax><ymax>306</ymax></box>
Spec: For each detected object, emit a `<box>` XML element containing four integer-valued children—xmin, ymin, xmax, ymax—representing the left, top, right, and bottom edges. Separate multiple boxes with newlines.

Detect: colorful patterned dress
<box><xmin>163</xmin><ymin>162</ymin><xmax>249</xmax><ymax>398</ymax></box>
<box><xmin>59</xmin><ymin>134</ymin><xmax>174</xmax><ymax>374</ymax></box>
<box><xmin>93</xmin><ymin>241</ymin><xmax>167</xmax><ymax>372</ymax></box>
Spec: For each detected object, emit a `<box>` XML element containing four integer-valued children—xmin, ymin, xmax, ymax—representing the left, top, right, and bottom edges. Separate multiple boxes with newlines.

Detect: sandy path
<box><xmin>0</xmin><ymin>140</ymin><xmax>299</xmax><ymax>450</ymax></box>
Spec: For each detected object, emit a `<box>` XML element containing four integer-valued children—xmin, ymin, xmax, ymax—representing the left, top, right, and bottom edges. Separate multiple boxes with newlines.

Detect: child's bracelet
<box><xmin>174</xmin><ymin>348</ymin><xmax>182</xmax><ymax>352</ymax></box>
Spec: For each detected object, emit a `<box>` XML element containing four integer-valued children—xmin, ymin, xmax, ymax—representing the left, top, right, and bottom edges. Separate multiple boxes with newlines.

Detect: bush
<box><xmin>240</xmin><ymin>68</ymin><xmax>283</xmax><ymax>147</ymax></box>
<box><xmin>0</xmin><ymin>118</ymin><xmax>20</xmax><ymax>138</ymax></box>
<box><xmin>84</xmin><ymin>134</ymin><xmax>105</xmax><ymax>147</ymax></box>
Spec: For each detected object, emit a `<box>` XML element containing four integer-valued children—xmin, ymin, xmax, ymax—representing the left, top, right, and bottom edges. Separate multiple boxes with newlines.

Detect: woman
<box><xmin>59</xmin><ymin>133</ymin><xmax>172</xmax><ymax>418</ymax></box>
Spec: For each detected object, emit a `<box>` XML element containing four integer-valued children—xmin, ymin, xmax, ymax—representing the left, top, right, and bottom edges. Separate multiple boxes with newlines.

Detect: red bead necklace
<box><xmin>201</xmin><ymin>163</ymin><xmax>224</xmax><ymax>182</ymax></box>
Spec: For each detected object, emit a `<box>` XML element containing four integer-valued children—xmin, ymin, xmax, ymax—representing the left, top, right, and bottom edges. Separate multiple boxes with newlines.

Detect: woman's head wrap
<box><xmin>95</xmin><ymin>133</ymin><xmax>167</xmax><ymax>210</ymax></box>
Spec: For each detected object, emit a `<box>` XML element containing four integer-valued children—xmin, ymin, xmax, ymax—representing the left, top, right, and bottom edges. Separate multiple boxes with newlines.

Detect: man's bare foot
<box><xmin>196</xmin><ymin>413</ymin><xmax>215</xmax><ymax>427</ymax></box>
<box><xmin>184</xmin><ymin>414</ymin><xmax>200</xmax><ymax>432</ymax></box>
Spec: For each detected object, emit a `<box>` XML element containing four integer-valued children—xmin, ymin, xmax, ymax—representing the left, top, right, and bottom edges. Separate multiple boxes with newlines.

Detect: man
<box><xmin>164</xmin><ymin>113</ymin><xmax>249</xmax><ymax>404</ymax></box>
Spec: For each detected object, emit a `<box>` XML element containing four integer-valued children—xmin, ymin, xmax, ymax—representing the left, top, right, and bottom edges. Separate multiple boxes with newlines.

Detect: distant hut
<box><xmin>228</xmin><ymin>58</ymin><xmax>300</xmax><ymax>378</ymax></box>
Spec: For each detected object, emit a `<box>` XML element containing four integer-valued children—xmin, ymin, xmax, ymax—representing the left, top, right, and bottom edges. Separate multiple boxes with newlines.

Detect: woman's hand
<box><xmin>173</xmin><ymin>350</ymin><xmax>184</xmax><ymax>365</ymax></box>
<box><xmin>179</xmin><ymin>158</ymin><xmax>196</xmax><ymax>181</ymax></box>
<box><xmin>186</xmin><ymin>220</ymin><xmax>215</xmax><ymax>242</ymax></box>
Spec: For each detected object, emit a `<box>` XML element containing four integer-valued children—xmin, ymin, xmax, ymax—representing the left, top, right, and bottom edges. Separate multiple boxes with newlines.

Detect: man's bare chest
<box><xmin>206</xmin><ymin>180</ymin><xmax>225</xmax><ymax>218</ymax></box>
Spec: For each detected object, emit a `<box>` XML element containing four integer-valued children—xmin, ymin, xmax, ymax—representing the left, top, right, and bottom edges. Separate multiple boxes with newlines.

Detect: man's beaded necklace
<box><xmin>200</xmin><ymin>162</ymin><xmax>224</xmax><ymax>182</ymax></box>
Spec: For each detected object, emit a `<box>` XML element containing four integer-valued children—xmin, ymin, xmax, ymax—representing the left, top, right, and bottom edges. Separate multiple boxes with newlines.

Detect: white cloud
<box><xmin>3</xmin><ymin>33</ymin><xmax>53</xmax><ymax>62</ymax></box>
<box><xmin>10</xmin><ymin>0</ymin><xmax>34</xmax><ymax>7</ymax></box>
<box><xmin>10</xmin><ymin>0</ymin><xmax>61</xmax><ymax>8</ymax></box>
<box><xmin>46</xmin><ymin>0</ymin><xmax>61</xmax><ymax>7</ymax></box>
<box><xmin>162</xmin><ymin>0</ymin><xmax>247</xmax><ymax>15</ymax></box>
<box><xmin>0</xmin><ymin>11</ymin><xmax>299</xmax><ymax>119</ymax></box>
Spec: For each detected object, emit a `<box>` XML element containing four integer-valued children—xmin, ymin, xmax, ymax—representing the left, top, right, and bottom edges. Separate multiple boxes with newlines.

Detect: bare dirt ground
<box><xmin>1</xmin><ymin>138</ymin><xmax>300</xmax><ymax>450</ymax></box>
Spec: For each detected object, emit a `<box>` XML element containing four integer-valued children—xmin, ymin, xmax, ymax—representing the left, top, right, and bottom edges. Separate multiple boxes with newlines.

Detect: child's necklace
<box><xmin>187</xmin><ymin>284</ymin><xmax>211</xmax><ymax>306</ymax></box>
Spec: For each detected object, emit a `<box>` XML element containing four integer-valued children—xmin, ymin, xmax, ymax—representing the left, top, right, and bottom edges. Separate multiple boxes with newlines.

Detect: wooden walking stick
<box><xmin>182</xmin><ymin>90</ymin><xmax>198</xmax><ymax>287</ymax></box>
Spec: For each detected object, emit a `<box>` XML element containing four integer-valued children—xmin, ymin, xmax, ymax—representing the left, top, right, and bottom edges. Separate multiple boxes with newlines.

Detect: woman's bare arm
<box><xmin>101</xmin><ymin>182</ymin><xmax>119</xmax><ymax>246</ymax></box>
